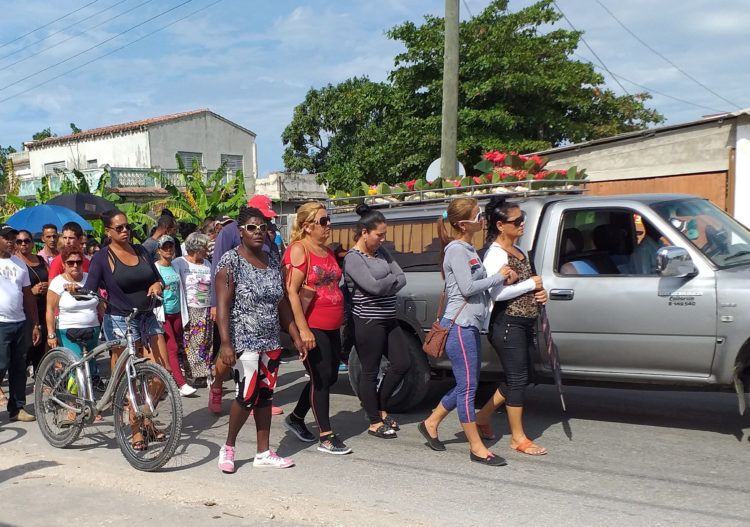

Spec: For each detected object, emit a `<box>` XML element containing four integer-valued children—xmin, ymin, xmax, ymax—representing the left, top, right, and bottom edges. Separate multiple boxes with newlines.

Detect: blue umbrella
<box><xmin>6</xmin><ymin>204</ymin><xmax>93</xmax><ymax>233</ymax></box>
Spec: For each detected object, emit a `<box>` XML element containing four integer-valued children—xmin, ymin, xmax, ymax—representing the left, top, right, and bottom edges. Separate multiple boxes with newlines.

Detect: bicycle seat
<box><xmin>65</xmin><ymin>327</ymin><xmax>96</xmax><ymax>347</ymax></box>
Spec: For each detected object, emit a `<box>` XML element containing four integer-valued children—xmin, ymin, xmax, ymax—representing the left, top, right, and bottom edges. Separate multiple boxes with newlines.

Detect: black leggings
<box><xmin>489</xmin><ymin>314</ymin><xmax>537</xmax><ymax>407</ymax></box>
<box><xmin>353</xmin><ymin>316</ymin><xmax>411</xmax><ymax>424</ymax></box>
<box><xmin>292</xmin><ymin>328</ymin><xmax>341</xmax><ymax>432</ymax></box>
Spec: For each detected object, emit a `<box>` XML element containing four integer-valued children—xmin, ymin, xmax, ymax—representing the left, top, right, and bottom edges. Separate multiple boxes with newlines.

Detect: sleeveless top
<box><xmin>504</xmin><ymin>253</ymin><xmax>539</xmax><ymax>319</ymax></box>
<box><xmin>110</xmin><ymin>248</ymin><xmax>159</xmax><ymax>312</ymax></box>
<box><xmin>283</xmin><ymin>243</ymin><xmax>344</xmax><ymax>331</ymax></box>
<box><xmin>26</xmin><ymin>255</ymin><xmax>48</xmax><ymax>322</ymax></box>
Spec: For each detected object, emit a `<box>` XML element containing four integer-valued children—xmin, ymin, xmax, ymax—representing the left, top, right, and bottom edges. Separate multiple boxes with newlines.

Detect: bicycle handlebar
<box><xmin>71</xmin><ymin>287</ymin><xmax>163</xmax><ymax>322</ymax></box>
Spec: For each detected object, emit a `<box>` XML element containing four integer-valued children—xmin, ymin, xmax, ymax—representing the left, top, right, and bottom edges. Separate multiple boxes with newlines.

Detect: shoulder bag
<box><xmin>422</xmin><ymin>289</ymin><xmax>467</xmax><ymax>359</ymax></box>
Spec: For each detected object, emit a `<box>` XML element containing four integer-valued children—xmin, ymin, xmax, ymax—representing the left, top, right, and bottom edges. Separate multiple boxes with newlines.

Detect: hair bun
<box><xmin>355</xmin><ymin>203</ymin><xmax>372</xmax><ymax>217</ymax></box>
<box><xmin>485</xmin><ymin>196</ymin><xmax>506</xmax><ymax>216</ymax></box>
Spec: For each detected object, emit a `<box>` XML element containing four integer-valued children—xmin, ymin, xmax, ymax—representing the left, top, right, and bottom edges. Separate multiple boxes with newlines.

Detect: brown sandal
<box><xmin>143</xmin><ymin>419</ymin><xmax>167</xmax><ymax>442</ymax></box>
<box><xmin>131</xmin><ymin>431</ymin><xmax>147</xmax><ymax>451</ymax></box>
<box><xmin>511</xmin><ymin>437</ymin><xmax>547</xmax><ymax>455</ymax></box>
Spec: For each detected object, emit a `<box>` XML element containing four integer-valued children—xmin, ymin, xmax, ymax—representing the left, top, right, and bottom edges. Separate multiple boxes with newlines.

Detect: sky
<box><xmin>0</xmin><ymin>0</ymin><xmax>748</xmax><ymax>178</ymax></box>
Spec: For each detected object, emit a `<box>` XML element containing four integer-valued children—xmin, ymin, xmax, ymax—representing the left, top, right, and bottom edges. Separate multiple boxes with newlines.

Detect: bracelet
<box><xmin>47</xmin><ymin>335</ymin><xmax>56</xmax><ymax>340</ymax></box>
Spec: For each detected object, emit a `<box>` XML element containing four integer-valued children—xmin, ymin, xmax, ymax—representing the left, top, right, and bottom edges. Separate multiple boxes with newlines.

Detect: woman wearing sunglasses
<box><xmin>282</xmin><ymin>202</ymin><xmax>350</xmax><ymax>455</ymax></box>
<box><xmin>419</xmin><ymin>197</ymin><xmax>515</xmax><ymax>467</ymax></box>
<box><xmin>47</xmin><ymin>245</ymin><xmax>104</xmax><ymax>395</ymax></box>
<box><xmin>215</xmin><ymin>206</ymin><xmax>306</xmax><ymax>473</ymax></box>
<box><xmin>84</xmin><ymin>209</ymin><xmax>169</xmax><ymax>450</ymax></box>
<box><xmin>474</xmin><ymin>197</ymin><xmax>548</xmax><ymax>456</ymax></box>
<box><xmin>14</xmin><ymin>229</ymin><xmax>49</xmax><ymax>374</ymax></box>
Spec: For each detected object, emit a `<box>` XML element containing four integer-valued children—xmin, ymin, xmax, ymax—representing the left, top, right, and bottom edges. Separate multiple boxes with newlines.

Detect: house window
<box><xmin>44</xmin><ymin>161</ymin><xmax>65</xmax><ymax>175</ymax></box>
<box><xmin>177</xmin><ymin>151</ymin><xmax>203</xmax><ymax>170</ymax></box>
<box><xmin>87</xmin><ymin>159</ymin><xmax>98</xmax><ymax>169</ymax></box>
<box><xmin>220</xmin><ymin>154</ymin><xmax>243</xmax><ymax>177</ymax></box>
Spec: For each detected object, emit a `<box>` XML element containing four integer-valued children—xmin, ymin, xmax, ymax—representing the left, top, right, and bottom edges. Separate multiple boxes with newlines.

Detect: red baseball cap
<box><xmin>247</xmin><ymin>195</ymin><xmax>277</xmax><ymax>218</ymax></box>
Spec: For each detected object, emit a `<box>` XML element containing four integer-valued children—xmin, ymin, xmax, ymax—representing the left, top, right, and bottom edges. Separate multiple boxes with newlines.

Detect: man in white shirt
<box><xmin>0</xmin><ymin>224</ymin><xmax>41</xmax><ymax>422</ymax></box>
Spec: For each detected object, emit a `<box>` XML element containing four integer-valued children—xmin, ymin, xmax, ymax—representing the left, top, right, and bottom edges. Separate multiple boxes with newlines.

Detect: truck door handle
<box><xmin>549</xmin><ymin>289</ymin><xmax>574</xmax><ymax>301</ymax></box>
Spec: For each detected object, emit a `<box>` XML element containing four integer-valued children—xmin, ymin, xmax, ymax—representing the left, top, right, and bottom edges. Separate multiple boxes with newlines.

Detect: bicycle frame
<box><xmin>48</xmin><ymin>308</ymin><xmax>157</xmax><ymax>423</ymax></box>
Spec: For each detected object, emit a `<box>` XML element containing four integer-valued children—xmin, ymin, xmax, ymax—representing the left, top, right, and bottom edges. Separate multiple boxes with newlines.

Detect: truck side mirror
<box><xmin>656</xmin><ymin>246</ymin><xmax>697</xmax><ymax>277</ymax></box>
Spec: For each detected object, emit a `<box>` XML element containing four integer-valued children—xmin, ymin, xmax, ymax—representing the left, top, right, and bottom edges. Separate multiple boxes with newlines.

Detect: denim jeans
<box><xmin>439</xmin><ymin>319</ymin><xmax>481</xmax><ymax>423</ymax></box>
<box><xmin>0</xmin><ymin>320</ymin><xmax>30</xmax><ymax>414</ymax></box>
<box><xmin>102</xmin><ymin>312</ymin><xmax>164</xmax><ymax>343</ymax></box>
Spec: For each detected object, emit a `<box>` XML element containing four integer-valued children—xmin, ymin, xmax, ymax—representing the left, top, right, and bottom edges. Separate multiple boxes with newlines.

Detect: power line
<box><xmin>0</xmin><ymin>0</ymin><xmax>101</xmax><ymax>50</ymax></box>
<box><xmin>552</xmin><ymin>0</ymin><xmax>630</xmax><ymax>96</ymax></box>
<box><xmin>461</xmin><ymin>0</ymin><xmax>474</xmax><ymax>19</ymax></box>
<box><xmin>573</xmin><ymin>53</ymin><xmax>729</xmax><ymax>114</ymax></box>
<box><xmin>0</xmin><ymin>0</ymin><xmax>225</xmax><ymax>105</ymax></box>
<box><xmin>0</xmin><ymin>0</ymin><xmax>131</xmax><ymax>62</ymax></box>
<box><xmin>594</xmin><ymin>0</ymin><xmax>741</xmax><ymax>110</ymax></box>
<box><xmin>2</xmin><ymin>0</ymin><xmax>156</xmax><ymax>70</ymax></box>
<box><xmin>0</xmin><ymin>0</ymin><xmax>194</xmax><ymax>93</ymax></box>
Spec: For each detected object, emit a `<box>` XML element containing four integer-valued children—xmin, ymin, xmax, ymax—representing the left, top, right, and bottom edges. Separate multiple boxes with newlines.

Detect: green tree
<box><xmin>282</xmin><ymin>0</ymin><xmax>663</xmax><ymax>191</ymax></box>
<box><xmin>0</xmin><ymin>144</ymin><xmax>16</xmax><ymax>183</ymax></box>
<box><xmin>32</xmin><ymin>127</ymin><xmax>55</xmax><ymax>141</ymax></box>
<box><xmin>147</xmin><ymin>155</ymin><xmax>248</xmax><ymax>224</ymax></box>
<box><xmin>70</xmin><ymin>122</ymin><xmax>82</xmax><ymax>134</ymax></box>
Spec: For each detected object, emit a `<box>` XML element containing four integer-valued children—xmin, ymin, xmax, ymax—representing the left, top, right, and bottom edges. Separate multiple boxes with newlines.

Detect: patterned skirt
<box><xmin>183</xmin><ymin>306</ymin><xmax>213</xmax><ymax>379</ymax></box>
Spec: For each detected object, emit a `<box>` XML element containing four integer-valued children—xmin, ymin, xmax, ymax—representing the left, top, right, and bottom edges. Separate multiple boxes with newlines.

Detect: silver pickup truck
<box><xmin>329</xmin><ymin>187</ymin><xmax>750</xmax><ymax>412</ymax></box>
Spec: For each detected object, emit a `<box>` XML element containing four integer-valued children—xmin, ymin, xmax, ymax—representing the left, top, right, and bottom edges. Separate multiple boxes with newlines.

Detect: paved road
<box><xmin>2</xmin><ymin>359</ymin><xmax>749</xmax><ymax>526</ymax></box>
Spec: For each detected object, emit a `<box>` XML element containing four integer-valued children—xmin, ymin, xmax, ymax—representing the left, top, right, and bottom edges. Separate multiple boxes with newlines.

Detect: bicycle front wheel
<box><xmin>112</xmin><ymin>361</ymin><xmax>183</xmax><ymax>472</ymax></box>
<box><xmin>34</xmin><ymin>349</ymin><xmax>85</xmax><ymax>448</ymax></box>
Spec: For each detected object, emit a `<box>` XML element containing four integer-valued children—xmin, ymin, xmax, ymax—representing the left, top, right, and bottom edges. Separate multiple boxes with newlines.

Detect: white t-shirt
<box><xmin>0</xmin><ymin>255</ymin><xmax>30</xmax><ymax>323</ymax></box>
<box><xmin>49</xmin><ymin>273</ymin><xmax>99</xmax><ymax>329</ymax></box>
<box><xmin>173</xmin><ymin>257</ymin><xmax>212</xmax><ymax>308</ymax></box>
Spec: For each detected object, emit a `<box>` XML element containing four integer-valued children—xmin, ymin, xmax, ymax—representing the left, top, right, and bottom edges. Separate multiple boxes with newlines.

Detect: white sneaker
<box><xmin>253</xmin><ymin>449</ymin><xmax>294</xmax><ymax>469</ymax></box>
<box><xmin>179</xmin><ymin>384</ymin><xmax>197</xmax><ymax>397</ymax></box>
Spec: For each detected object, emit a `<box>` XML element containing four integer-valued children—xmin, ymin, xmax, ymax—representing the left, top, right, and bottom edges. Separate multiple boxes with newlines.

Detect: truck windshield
<box><xmin>651</xmin><ymin>198</ymin><xmax>750</xmax><ymax>268</ymax></box>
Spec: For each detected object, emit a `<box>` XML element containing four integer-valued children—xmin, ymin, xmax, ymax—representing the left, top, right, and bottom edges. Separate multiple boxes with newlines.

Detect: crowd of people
<box><xmin>0</xmin><ymin>193</ymin><xmax>549</xmax><ymax>471</ymax></box>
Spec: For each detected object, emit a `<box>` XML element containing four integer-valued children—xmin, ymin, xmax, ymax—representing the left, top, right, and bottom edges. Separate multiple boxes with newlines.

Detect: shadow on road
<box><xmin>0</xmin><ymin>459</ymin><xmax>60</xmax><ymax>484</ymax></box>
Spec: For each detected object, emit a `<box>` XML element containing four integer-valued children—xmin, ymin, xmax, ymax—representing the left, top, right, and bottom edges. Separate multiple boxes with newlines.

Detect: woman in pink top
<box><xmin>282</xmin><ymin>202</ymin><xmax>350</xmax><ymax>455</ymax></box>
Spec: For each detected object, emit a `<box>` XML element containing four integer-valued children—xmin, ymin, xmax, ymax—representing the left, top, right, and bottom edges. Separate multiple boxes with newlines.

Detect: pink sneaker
<box><xmin>252</xmin><ymin>449</ymin><xmax>294</xmax><ymax>469</ymax></box>
<box><xmin>218</xmin><ymin>445</ymin><xmax>235</xmax><ymax>473</ymax></box>
<box><xmin>208</xmin><ymin>387</ymin><xmax>223</xmax><ymax>415</ymax></box>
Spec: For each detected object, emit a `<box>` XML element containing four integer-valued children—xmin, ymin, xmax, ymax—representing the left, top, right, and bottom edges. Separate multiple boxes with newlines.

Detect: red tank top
<box><xmin>283</xmin><ymin>245</ymin><xmax>344</xmax><ymax>330</ymax></box>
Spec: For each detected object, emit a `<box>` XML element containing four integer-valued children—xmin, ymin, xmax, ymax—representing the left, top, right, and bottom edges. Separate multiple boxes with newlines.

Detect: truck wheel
<box><xmin>347</xmin><ymin>331</ymin><xmax>431</xmax><ymax>413</ymax></box>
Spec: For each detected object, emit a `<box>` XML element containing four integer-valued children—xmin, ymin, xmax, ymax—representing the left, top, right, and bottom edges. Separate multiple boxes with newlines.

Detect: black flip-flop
<box><xmin>418</xmin><ymin>421</ymin><xmax>446</xmax><ymax>451</ymax></box>
<box><xmin>368</xmin><ymin>425</ymin><xmax>397</xmax><ymax>439</ymax></box>
<box><xmin>383</xmin><ymin>415</ymin><xmax>400</xmax><ymax>431</ymax></box>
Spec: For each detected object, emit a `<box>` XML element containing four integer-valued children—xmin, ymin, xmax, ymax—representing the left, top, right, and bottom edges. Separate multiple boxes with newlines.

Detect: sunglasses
<box><xmin>15</xmin><ymin>238</ymin><xmax>32</xmax><ymax>245</ymax></box>
<box><xmin>459</xmin><ymin>211</ymin><xmax>485</xmax><ymax>224</ymax></box>
<box><xmin>311</xmin><ymin>216</ymin><xmax>332</xmax><ymax>227</ymax></box>
<box><xmin>65</xmin><ymin>259</ymin><xmax>83</xmax><ymax>266</ymax></box>
<box><xmin>109</xmin><ymin>223</ymin><xmax>132</xmax><ymax>233</ymax></box>
<box><xmin>239</xmin><ymin>223</ymin><xmax>268</xmax><ymax>233</ymax></box>
<box><xmin>503</xmin><ymin>212</ymin><xmax>527</xmax><ymax>227</ymax></box>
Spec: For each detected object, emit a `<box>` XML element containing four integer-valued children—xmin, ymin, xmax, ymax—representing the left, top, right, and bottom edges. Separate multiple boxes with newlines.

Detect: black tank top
<box><xmin>110</xmin><ymin>248</ymin><xmax>157</xmax><ymax>312</ymax></box>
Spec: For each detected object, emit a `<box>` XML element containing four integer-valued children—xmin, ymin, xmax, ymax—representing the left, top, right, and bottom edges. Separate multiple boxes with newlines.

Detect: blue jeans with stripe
<box><xmin>439</xmin><ymin>319</ymin><xmax>481</xmax><ymax>423</ymax></box>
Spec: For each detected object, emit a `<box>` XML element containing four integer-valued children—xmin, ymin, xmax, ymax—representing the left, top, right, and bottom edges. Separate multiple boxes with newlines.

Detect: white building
<box><xmin>12</xmin><ymin>109</ymin><xmax>258</xmax><ymax>197</ymax></box>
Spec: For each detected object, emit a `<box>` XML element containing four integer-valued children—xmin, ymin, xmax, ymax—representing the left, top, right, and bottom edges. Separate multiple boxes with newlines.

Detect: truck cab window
<box><xmin>557</xmin><ymin>209</ymin><xmax>650</xmax><ymax>275</ymax></box>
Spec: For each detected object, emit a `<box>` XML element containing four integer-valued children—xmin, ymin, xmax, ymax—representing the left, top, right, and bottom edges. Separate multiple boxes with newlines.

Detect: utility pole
<box><xmin>440</xmin><ymin>0</ymin><xmax>459</xmax><ymax>181</ymax></box>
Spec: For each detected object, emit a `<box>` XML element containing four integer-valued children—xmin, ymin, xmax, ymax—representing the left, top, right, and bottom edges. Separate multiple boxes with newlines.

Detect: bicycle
<box><xmin>34</xmin><ymin>289</ymin><xmax>183</xmax><ymax>472</ymax></box>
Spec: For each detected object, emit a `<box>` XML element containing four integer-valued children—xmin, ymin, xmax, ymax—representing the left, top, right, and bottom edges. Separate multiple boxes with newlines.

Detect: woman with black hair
<box><xmin>14</xmin><ymin>229</ymin><xmax>49</xmax><ymax>373</ymax></box>
<box><xmin>84</xmin><ymin>209</ymin><xmax>169</xmax><ymax>451</ymax></box>
<box><xmin>475</xmin><ymin>197</ymin><xmax>549</xmax><ymax>456</ymax></box>
<box><xmin>215</xmin><ymin>206</ymin><xmax>305</xmax><ymax>473</ymax></box>
<box><xmin>343</xmin><ymin>204</ymin><xmax>410</xmax><ymax>438</ymax></box>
